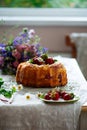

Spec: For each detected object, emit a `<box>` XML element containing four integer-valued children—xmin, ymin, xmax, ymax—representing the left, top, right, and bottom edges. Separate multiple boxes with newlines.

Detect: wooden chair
<box><xmin>65</xmin><ymin>34</ymin><xmax>77</xmax><ymax>58</ymax></box>
<box><xmin>65</xmin><ymin>33</ymin><xmax>87</xmax><ymax>80</ymax></box>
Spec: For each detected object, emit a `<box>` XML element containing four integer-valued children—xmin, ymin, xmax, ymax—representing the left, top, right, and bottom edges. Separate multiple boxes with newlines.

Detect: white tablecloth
<box><xmin>0</xmin><ymin>57</ymin><xmax>87</xmax><ymax>130</ymax></box>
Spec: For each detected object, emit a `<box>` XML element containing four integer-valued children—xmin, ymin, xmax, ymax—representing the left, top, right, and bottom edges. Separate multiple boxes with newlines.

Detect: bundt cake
<box><xmin>16</xmin><ymin>54</ymin><xmax>67</xmax><ymax>87</ymax></box>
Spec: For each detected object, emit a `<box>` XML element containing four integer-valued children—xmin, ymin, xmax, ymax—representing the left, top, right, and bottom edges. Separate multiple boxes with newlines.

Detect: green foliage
<box><xmin>48</xmin><ymin>0</ymin><xmax>87</xmax><ymax>8</ymax></box>
<box><xmin>0</xmin><ymin>78</ymin><xmax>4</xmax><ymax>87</ymax></box>
<box><xmin>0</xmin><ymin>0</ymin><xmax>87</xmax><ymax>8</ymax></box>
<box><xmin>0</xmin><ymin>0</ymin><xmax>51</xmax><ymax>8</ymax></box>
<box><xmin>0</xmin><ymin>77</ymin><xmax>16</xmax><ymax>98</ymax></box>
<box><xmin>0</xmin><ymin>87</ymin><xmax>16</xmax><ymax>98</ymax></box>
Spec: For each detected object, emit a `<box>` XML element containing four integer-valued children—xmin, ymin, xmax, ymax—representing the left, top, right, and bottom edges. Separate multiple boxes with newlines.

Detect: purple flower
<box><xmin>0</xmin><ymin>43</ymin><xmax>6</xmax><ymax>51</ymax></box>
<box><xmin>42</xmin><ymin>47</ymin><xmax>48</xmax><ymax>53</ymax></box>
<box><xmin>35</xmin><ymin>43</ymin><xmax>40</xmax><ymax>48</ymax></box>
<box><xmin>20</xmin><ymin>31</ymin><xmax>29</xmax><ymax>38</ymax></box>
<box><xmin>0</xmin><ymin>44</ymin><xmax>7</xmax><ymax>58</ymax></box>
<box><xmin>29</xmin><ymin>29</ymin><xmax>35</xmax><ymax>39</ymax></box>
<box><xmin>0</xmin><ymin>47</ymin><xmax>6</xmax><ymax>54</ymax></box>
<box><xmin>0</xmin><ymin>43</ymin><xmax>6</xmax><ymax>47</ymax></box>
<box><xmin>13</xmin><ymin>36</ymin><xmax>23</xmax><ymax>46</ymax></box>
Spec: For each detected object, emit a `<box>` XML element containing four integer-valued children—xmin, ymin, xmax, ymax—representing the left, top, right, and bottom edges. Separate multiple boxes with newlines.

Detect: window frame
<box><xmin>0</xmin><ymin>8</ymin><xmax>87</xmax><ymax>26</ymax></box>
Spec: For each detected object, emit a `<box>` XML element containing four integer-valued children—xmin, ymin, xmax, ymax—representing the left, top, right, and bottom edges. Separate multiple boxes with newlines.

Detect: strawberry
<box><xmin>60</xmin><ymin>91</ymin><xmax>67</xmax><ymax>98</ymax></box>
<box><xmin>45</xmin><ymin>57</ymin><xmax>54</xmax><ymax>64</ymax></box>
<box><xmin>63</xmin><ymin>93</ymin><xmax>72</xmax><ymax>100</ymax></box>
<box><xmin>33</xmin><ymin>57</ymin><xmax>44</xmax><ymax>65</ymax></box>
<box><xmin>51</xmin><ymin>92</ymin><xmax>60</xmax><ymax>100</ymax></box>
<box><xmin>44</xmin><ymin>94</ymin><xmax>51</xmax><ymax>100</ymax></box>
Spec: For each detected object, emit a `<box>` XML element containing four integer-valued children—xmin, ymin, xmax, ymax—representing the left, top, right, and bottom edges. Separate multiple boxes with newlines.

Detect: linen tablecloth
<box><xmin>0</xmin><ymin>57</ymin><xmax>87</xmax><ymax>130</ymax></box>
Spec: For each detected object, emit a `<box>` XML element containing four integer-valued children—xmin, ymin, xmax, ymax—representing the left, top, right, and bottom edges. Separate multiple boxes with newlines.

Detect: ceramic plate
<box><xmin>39</xmin><ymin>96</ymin><xmax>79</xmax><ymax>103</ymax></box>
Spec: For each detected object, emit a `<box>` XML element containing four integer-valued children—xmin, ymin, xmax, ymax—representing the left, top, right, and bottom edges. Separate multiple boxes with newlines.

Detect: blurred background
<box><xmin>0</xmin><ymin>0</ymin><xmax>87</xmax><ymax>54</ymax></box>
<box><xmin>0</xmin><ymin>0</ymin><xmax>87</xmax><ymax>8</ymax></box>
<box><xmin>0</xmin><ymin>0</ymin><xmax>87</xmax><ymax>79</ymax></box>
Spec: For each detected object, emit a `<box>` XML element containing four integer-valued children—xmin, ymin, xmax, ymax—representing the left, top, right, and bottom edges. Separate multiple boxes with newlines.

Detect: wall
<box><xmin>0</xmin><ymin>25</ymin><xmax>87</xmax><ymax>53</ymax></box>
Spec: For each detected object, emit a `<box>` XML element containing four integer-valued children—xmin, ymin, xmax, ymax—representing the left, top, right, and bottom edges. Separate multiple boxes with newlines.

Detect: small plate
<box><xmin>39</xmin><ymin>96</ymin><xmax>79</xmax><ymax>103</ymax></box>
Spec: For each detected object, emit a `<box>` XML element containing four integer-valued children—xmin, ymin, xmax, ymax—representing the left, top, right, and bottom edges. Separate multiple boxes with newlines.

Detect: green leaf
<box><xmin>23</xmin><ymin>27</ymin><xmax>28</xmax><ymax>33</ymax></box>
<box><xmin>0</xmin><ymin>86</ymin><xmax>16</xmax><ymax>98</ymax></box>
<box><xmin>40</xmin><ymin>93</ymin><xmax>45</xmax><ymax>99</ymax></box>
<box><xmin>29</xmin><ymin>59</ymin><xmax>33</xmax><ymax>63</ymax></box>
<box><xmin>11</xmin><ymin>87</ymin><xmax>16</xmax><ymax>93</ymax></box>
<box><xmin>70</xmin><ymin>93</ymin><xmax>75</xmax><ymax>99</ymax></box>
<box><xmin>41</xmin><ymin>53</ymin><xmax>48</xmax><ymax>60</ymax></box>
<box><xmin>3</xmin><ymin>91</ymin><xmax>12</xmax><ymax>98</ymax></box>
<box><xmin>0</xmin><ymin>78</ymin><xmax>4</xmax><ymax>87</ymax></box>
<box><xmin>0</xmin><ymin>88</ymin><xmax>6</xmax><ymax>94</ymax></box>
<box><xmin>54</xmin><ymin>59</ymin><xmax>58</xmax><ymax>62</ymax></box>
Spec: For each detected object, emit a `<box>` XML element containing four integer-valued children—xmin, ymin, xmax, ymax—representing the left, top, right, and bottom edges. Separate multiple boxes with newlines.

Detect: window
<box><xmin>0</xmin><ymin>0</ymin><xmax>87</xmax><ymax>26</ymax></box>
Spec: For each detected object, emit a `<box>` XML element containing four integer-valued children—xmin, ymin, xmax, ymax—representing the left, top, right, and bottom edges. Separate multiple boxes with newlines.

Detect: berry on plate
<box><xmin>51</xmin><ymin>92</ymin><xmax>60</xmax><ymax>100</ymax></box>
<box><xmin>38</xmin><ymin>87</ymin><xmax>75</xmax><ymax>101</ymax></box>
<box><xmin>62</xmin><ymin>93</ymin><xmax>75</xmax><ymax>100</ymax></box>
<box><xmin>44</xmin><ymin>94</ymin><xmax>51</xmax><ymax>100</ymax></box>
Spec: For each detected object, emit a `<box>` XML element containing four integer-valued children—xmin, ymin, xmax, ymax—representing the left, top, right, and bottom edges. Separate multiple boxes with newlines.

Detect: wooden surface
<box><xmin>82</xmin><ymin>102</ymin><xmax>87</xmax><ymax>112</ymax></box>
<box><xmin>65</xmin><ymin>34</ymin><xmax>77</xmax><ymax>58</ymax></box>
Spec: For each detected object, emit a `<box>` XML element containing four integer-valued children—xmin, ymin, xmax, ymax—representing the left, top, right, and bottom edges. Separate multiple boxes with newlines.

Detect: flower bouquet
<box><xmin>0</xmin><ymin>28</ymin><xmax>48</xmax><ymax>75</ymax></box>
